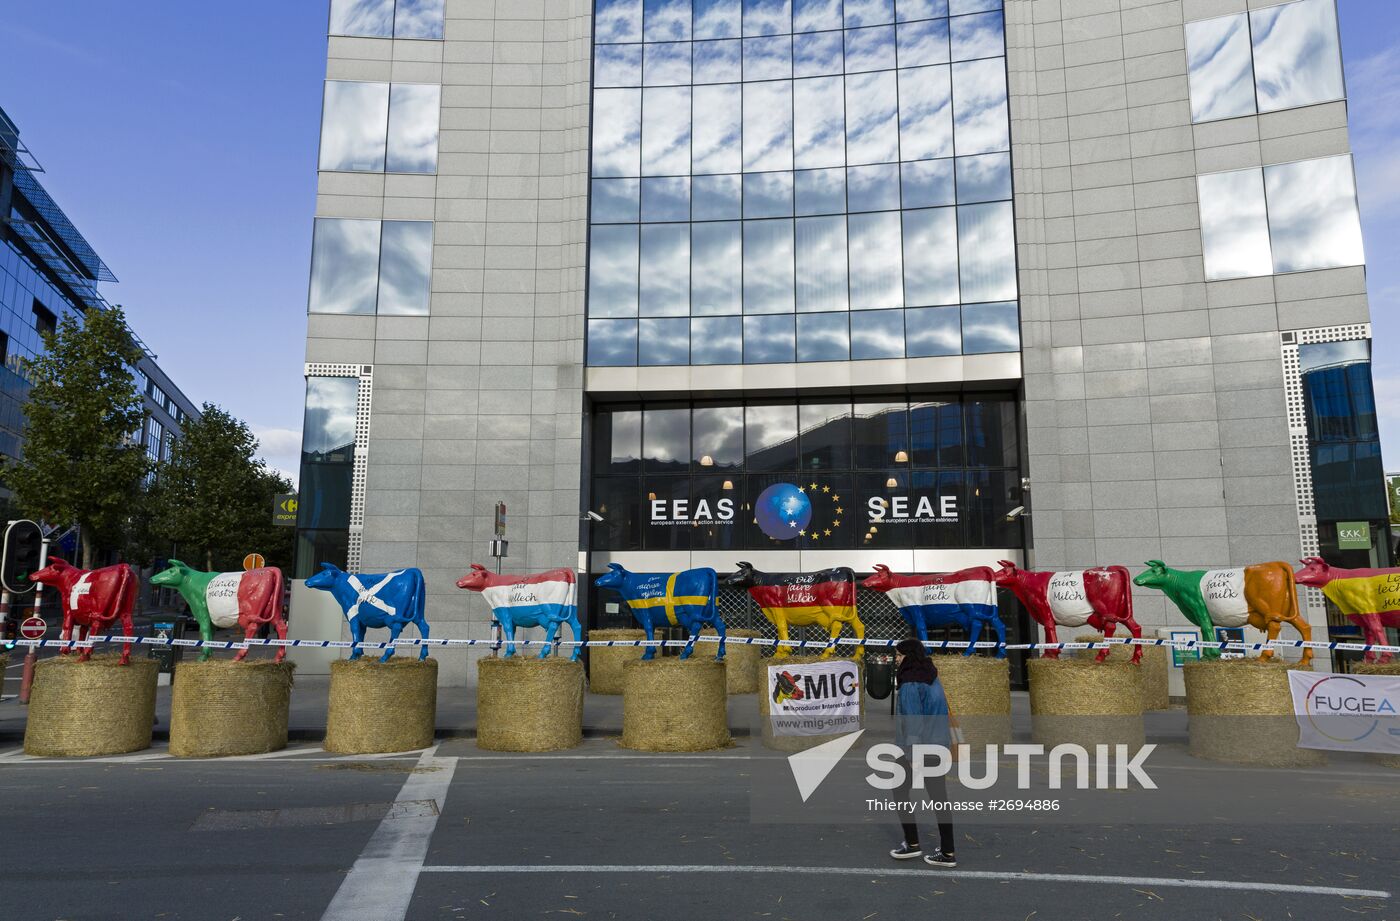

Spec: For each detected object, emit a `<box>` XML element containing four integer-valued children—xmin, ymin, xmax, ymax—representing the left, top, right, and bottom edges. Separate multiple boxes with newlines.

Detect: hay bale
<box><xmin>588</xmin><ymin>629</ymin><xmax>646</xmax><ymax>695</ymax></box>
<box><xmin>477</xmin><ymin>657</ymin><xmax>584</xmax><ymax>752</ymax></box>
<box><xmin>169</xmin><ymin>659</ymin><xmax>295</xmax><ymax>757</ymax></box>
<box><xmin>934</xmin><ymin>655</ymin><xmax>1012</xmax><ymax>748</ymax></box>
<box><xmin>621</xmin><ymin>658</ymin><xmax>729</xmax><ymax>752</ymax></box>
<box><xmin>1184</xmin><ymin>658</ymin><xmax>1325</xmax><ymax>767</ymax></box>
<box><xmin>24</xmin><ymin>655</ymin><xmax>158</xmax><ymax>757</ymax></box>
<box><xmin>757</xmin><ymin>655</ymin><xmax>864</xmax><ymax>752</ymax></box>
<box><xmin>1075</xmin><ymin>632</ymin><xmax>1170</xmax><ymax>711</ymax></box>
<box><xmin>701</xmin><ymin>628</ymin><xmax>763</xmax><ymax>694</ymax></box>
<box><xmin>325</xmin><ymin>658</ymin><xmax>438</xmax><ymax>754</ymax></box>
<box><xmin>1029</xmin><ymin>657</ymin><xmax>1145</xmax><ymax>751</ymax></box>
<box><xmin>1355</xmin><ymin>661</ymin><xmax>1400</xmax><ymax>769</ymax></box>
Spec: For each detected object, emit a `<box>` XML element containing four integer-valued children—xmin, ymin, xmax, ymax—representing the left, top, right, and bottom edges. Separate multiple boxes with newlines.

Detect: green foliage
<box><xmin>4</xmin><ymin>307</ymin><xmax>149</xmax><ymax>568</ymax></box>
<box><xmin>149</xmin><ymin>404</ymin><xmax>294</xmax><ymax>571</ymax></box>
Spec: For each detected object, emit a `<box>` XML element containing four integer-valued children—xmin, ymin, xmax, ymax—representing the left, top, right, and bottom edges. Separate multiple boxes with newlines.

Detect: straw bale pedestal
<box><xmin>325</xmin><ymin>658</ymin><xmax>438</xmax><ymax>754</ymax></box>
<box><xmin>1075</xmin><ymin>633</ymin><xmax>1170</xmax><ymax>710</ymax></box>
<box><xmin>170</xmin><ymin>659</ymin><xmax>294</xmax><ymax>757</ymax></box>
<box><xmin>621</xmin><ymin>657</ymin><xmax>729</xmax><ymax>751</ymax></box>
<box><xmin>1029</xmin><ymin>657</ymin><xmax>1145</xmax><ymax>751</ymax></box>
<box><xmin>934</xmin><ymin>655</ymin><xmax>1012</xmax><ymax>748</ymax></box>
<box><xmin>477</xmin><ymin>657</ymin><xmax>584</xmax><ymax>752</ymax></box>
<box><xmin>1354</xmin><ymin>661</ymin><xmax>1400</xmax><ymax>768</ymax></box>
<box><xmin>1184</xmin><ymin>658</ymin><xmax>1324</xmax><ymax>766</ymax></box>
<box><xmin>25</xmin><ymin>655</ymin><xmax>158</xmax><ymax>757</ymax></box>
<box><xmin>757</xmin><ymin>655</ymin><xmax>863</xmax><ymax>752</ymax></box>
<box><xmin>702</xmin><ymin>628</ymin><xmax>763</xmax><ymax>693</ymax></box>
<box><xmin>587</xmin><ymin>629</ymin><xmax>646</xmax><ymax>695</ymax></box>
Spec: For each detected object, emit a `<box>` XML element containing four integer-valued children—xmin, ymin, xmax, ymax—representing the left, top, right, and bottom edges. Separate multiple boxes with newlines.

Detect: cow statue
<box><xmin>28</xmin><ymin>558</ymin><xmax>138</xmax><ymax>665</ymax></box>
<box><xmin>456</xmin><ymin>564</ymin><xmax>581</xmax><ymax>661</ymax></box>
<box><xmin>306</xmin><ymin>563</ymin><xmax>430</xmax><ymax>662</ymax></box>
<box><xmin>861</xmin><ymin>564</ymin><xmax>1007</xmax><ymax>658</ymax></box>
<box><xmin>150</xmin><ymin>560</ymin><xmax>289</xmax><ymax>663</ymax></box>
<box><xmin>722</xmin><ymin>563</ymin><xmax>864</xmax><ymax>659</ymax></box>
<box><xmin>1294</xmin><ymin>557</ymin><xmax>1399</xmax><ymax>663</ymax></box>
<box><xmin>992</xmin><ymin>561</ymin><xmax>1143</xmax><ymax>663</ymax></box>
<box><xmin>594</xmin><ymin>563</ymin><xmax>725</xmax><ymax>660</ymax></box>
<box><xmin>1132</xmin><ymin>560</ymin><xmax>1311</xmax><ymax>666</ymax></box>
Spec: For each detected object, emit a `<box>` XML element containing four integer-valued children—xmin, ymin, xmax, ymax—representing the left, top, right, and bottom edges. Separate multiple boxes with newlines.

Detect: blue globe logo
<box><xmin>754</xmin><ymin>483</ymin><xmax>812</xmax><ymax>540</ymax></box>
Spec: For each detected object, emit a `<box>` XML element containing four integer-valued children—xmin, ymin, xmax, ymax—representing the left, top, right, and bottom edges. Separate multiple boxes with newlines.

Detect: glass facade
<box><xmin>295</xmin><ymin>376</ymin><xmax>360</xmax><ymax>578</ymax></box>
<box><xmin>319</xmin><ymin>81</ymin><xmax>441</xmax><ymax>174</ymax></box>
<box><xmin>1300</xmin><ymin>340</ymin><xmax>1387</xmax><ymax>525</ymax></box>
<box><xmin>1196</xmin><ymin>154</ymin><xmax>1363</xmax><ymax>281</ymax></box>
<box><xmin>308</xmin><ymin>218</ymin><xmax>434</xmax><ymax>315</ymax></box>
<box><xmin>328</xmin><ymin>0</ymin><xmax>445</xmax><ymax>40</ymax></box>
<box><xmin>587</xmin><ymin>0</ymin><xmax>1018</xmax><ymax>366</ymax></box>
<box><xmin>1185</xmin><ymin>0</ymin><xmax>1344</xmax><ymax>124</ymax></box>
<box><xmin>589</xmin><ymin>394</ymin><xmax>1022</xmax><ymax>551</ymax></box>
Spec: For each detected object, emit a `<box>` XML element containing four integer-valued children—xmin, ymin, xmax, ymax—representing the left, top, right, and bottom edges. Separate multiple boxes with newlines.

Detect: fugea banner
<box><xmin>768</xmin><ymin>660</ymin><xmax>861</xmax><ymax>737</ymax></box>
<box><xmin>1288</xmin><ymin>671</ymin><xmax>1400</xmax><ymax>755</ymax></box>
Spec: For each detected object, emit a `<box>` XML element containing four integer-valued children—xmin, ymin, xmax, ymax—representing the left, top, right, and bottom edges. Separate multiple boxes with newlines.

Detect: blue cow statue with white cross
<box><xmin>305</xmin><ymin>563</ymin><xmax>430</xmax><ymax>662</ymax></box>
<box><xmin>594</xmin><ymin>563</ymin><xmax>725</xmax><ymax>661</ymax></box>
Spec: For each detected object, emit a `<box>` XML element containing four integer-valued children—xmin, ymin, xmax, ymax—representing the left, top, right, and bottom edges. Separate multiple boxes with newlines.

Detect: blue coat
<box><xmin>896</xmin><ymin>678</ymin><xmax>952</xmax><ymax>751</ymax></box>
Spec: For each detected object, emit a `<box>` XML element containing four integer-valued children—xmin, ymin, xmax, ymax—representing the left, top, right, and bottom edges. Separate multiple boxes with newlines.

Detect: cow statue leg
<box><xmin>711</xmin><ymin>617</ymin><xmax>727</xmax><ymax>661</ymax></box>
<box><xmin>1258</xmin><ymin>615</ymin><xmax>1281</xmax><ymax>663</ymax></box>
<box><xmin>564</xmin><ymin>610</ymin><xmax>583</xmax><ymax>663</ymax></box>
<box><xmin>414</xmin><ymin>616</ymin><xmax>430</xmax><ymax>662</ymax></box>
<box><xmin>197</xmin><ymin>617</ymin><xmax>216</xmax><ymax>663</ymax></box>
<box><xmin>120</xmin><ymin>609</ymin><xmax>135</xmax><ymax>666</ymax></box>
<box><xmin>640</xmin><ymin>621</ymin><xmax>658</xmax><ymax>661</ymax></box>
<box><xmin>348</xmin><ymin>618</ymin><xmax>367</xmax><ymax>662</ymax></box>
<box><xmin>1095</xmin><ymin>620</ymin><xmax>1116</xmax><ymax>663</ymax></box>
<box><xmin>849</xmin><ymin>614</ymin><xmax>865</xmax><ymax>660</ymax></box>
<box><xmin>988</xmin><ymin>613</ymin><xmax>1007</xmax><ymax>660</ymax></box>
<box><xmin>59</xmin><ymin>613</ymin><xmax>75</xmax><ymax>658</ymax></box>
<box><xmin>499</xmin><ymin>615</ymin><xmax>517</xmax><ymax>658</ymax></box>
<box><xmin>77</xmin><ymin>623</ymin><xmax>93</xmax><ymax>663</ymax></box>
<box><xmin>822</xmin><ymin>618</ymin><xmax>843</xmax><ymax>659</ymax></box>
<box><xmin>539</xmin><ymin>617</ymin><xmax>559</xmax><ymax>660</ymax></box>
<box><xmin>273</xmin><ymin>615</ymin><xmax>289</xmax><ymax>664</ymax></box>
<box><xmin>381</xmin><ymin>622</ymin><xmax>404</xmax><ymax>663</ymax></box>
<box><xmin>964</xmin><ymin>614</ymin><xmax>984</xmax><ymax>658</ymax></box>
<box><xmin>234</xmin><ymin>620</ymin><xmax>256</xmax><ymax>662</ymax></box>
<box><xmin>772</xmin><ymin>616</ymin><xmax>792</xmax><ymax>659</ymax></box>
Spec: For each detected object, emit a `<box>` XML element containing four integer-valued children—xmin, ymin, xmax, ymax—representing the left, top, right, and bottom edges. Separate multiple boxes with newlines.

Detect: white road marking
<box><xmin>320</xmin><ymin>745</ymin><xmax>457</xmax><ymax>921</ymax></box>
<box><xmin>417</xmin><ymin>864</ymin><xmax>1390</xmax><ymax>899</ymax></box>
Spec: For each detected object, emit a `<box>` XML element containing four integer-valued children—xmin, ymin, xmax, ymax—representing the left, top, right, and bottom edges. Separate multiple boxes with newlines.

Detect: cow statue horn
<box><xmin>471</xmin><ymin>563</ymin><xmax>488</xmax><ymax>572</ymax></box>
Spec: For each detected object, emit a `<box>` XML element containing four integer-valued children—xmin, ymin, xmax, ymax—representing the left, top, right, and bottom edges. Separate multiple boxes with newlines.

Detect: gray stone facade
<box><xmin>1008</xmin><ymin>0</ymin><xmax>1368</xmax><ymax>643</ymax></box>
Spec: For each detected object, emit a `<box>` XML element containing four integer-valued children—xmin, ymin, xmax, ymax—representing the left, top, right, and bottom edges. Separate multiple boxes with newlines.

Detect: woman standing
<box><xmin>888</xmin><ymin>638</ymin><xmax>958</xmax><ymax>867</ymax></box>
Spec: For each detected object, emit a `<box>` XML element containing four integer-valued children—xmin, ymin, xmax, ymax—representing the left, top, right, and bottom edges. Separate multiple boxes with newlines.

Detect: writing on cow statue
<box><xmin>993</xmin><ymin>561</ymin><xmax>1143</xmax><ymax>663</ymax></box>
<box><xmin>306</xmin><ymin>563</ymin><xmax>431</xmax><ymax>662</ymax></box>
<box><xmin>862</xmin><ymin>564</ymin><xmax>1007</xmax><ymax>658</ymax></box>
<box><xmin>596</xmin><ymin>563</ymin><xmax>725</xmax><ymax>661</ymax></box>
<box><xmin>1294</xmin><ymin>557</ymin><xmax>1397</xmax><ymax>664</ymax></box>
<box><xmin>456</xmin><ymin>564</ymin><xmax>582</xmax><ymax>661</ymax></box>
<box><xmin>151</xmin><ymin>560</ymin><xmax>289</xmax><ymax>662</ymax></box>
<box><xmin>1133</xmin><ymin>560</ymin><xmax>1312</xmax><ymax>666</ymax></box>
<box><xmin>722</xmin><ymin>563</ymin><xmax>865</xmax><ymax>659</ymax></box>
<box><xmin>29</xmin><ymin>558</ymin><xmax>138</xmax><ymax>665</ymax></box>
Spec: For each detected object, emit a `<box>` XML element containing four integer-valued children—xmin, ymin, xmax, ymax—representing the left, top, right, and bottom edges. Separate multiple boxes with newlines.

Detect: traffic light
<box><xmin>1</xmin><ymin>520</ymin><xmax>44</xmax><ymax>594</ymax></box>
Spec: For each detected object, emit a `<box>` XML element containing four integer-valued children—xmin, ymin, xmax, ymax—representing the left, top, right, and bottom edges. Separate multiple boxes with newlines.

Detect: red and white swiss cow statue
<box><xmin>28</xmin><ymin>558</ymin><xmax>138</xmax><ymax>664</ymax></box>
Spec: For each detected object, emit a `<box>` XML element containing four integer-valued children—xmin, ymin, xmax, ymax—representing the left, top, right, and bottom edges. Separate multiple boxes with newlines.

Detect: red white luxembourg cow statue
<box><xmin>28</xmin><ymin>558</ymin><xmax>138</xmax><ymax>665</ymax></box>
<box><xmin>991</xmin><ymin>561</ymin><xmax>1143</xmax><ymax>663</ymax></box>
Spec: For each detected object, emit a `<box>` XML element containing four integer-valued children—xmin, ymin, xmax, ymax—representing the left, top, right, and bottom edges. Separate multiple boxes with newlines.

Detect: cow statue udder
<box><xmin>150</xmin><ymin>560</ymin><xmax>288</xmax><ymax>662</ymax></box>
<box><xmin>456</xmin><ymin>564</ymin><xmax>581</xmax><ymax>661</ymax></box>
<box><xmin>861</xmin><ymin>564</ymin><xmax>1007</xmax><ymax>658</ymax></box>
<box><xmin>1294</xmin><ymin>556</ymin><xmax>1399</xmax><ymax>663</ymax></box>
<box><xmin>306</xmin><ymin>563</ymin><xmax>431</xmax><ymax>662</ymax></box>
<box><xmin>992</xmin><ymin>561</ymin><xmax>1143</xmax><ymax>663</ymax></box>
<box><xmin>28</xmin><ymin>558</ymin><xmax>138</xmax><ymax>664</ymax></box>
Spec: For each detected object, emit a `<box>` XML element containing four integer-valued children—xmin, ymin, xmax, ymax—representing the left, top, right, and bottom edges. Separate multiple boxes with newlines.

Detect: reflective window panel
<box><xmin>329</xmin><ymin>0</ymin><xmax>394</xmax><ymax>37</ymax></box>
<box><xmin>309</xmin><ymin>218</ymin><xmax>381</xmax><ymax>315</ymax></box>
<box><xmin>692</xmin><ymin>315</ymin><xmax>744</xmax><ymax>362</ymax></box>
<box><xmin>588</xmin><ymin>224</ymin><xmax>641</xmax><ymax>317</ymax></box>
<box><xmin>960</xmin><ymin>301</ymin><xmax>1019</xmax><ymax>354</ymax></box>
<box><xmin>640</xmin><ymin>317</ymin><xmax>692</xmax><ymax>365</ymax></box>
<box><xmin>386</xmin><ymin>84</ymin><xmax>440</xmax><ymax>173</ymax></box>
<box><xmin>1250</xmin><ymin>0</ymin><xmax>1344</xmax><ymax>114</ymax></box>
<box><xmin>1196</xmin><ymin>168</ymin><xmax>1272</xmax><ymax>280</ymax></box>
<box><xmin>743</xmin><ymin>313</ymin><xmax>796</xmax><ymax>363</ymax></box>
<box><xmin>394</xmin><ymin>0</ymin><xmax>445</xmax><ymax>39</ymax></box>
<box><xmin>797</xmin><ymin>311</ymin><xmax>850</xmax><ymax>361</ymax></box>
<box><xmin>589</xmin><ymin>318</ymin><xmax>640</xmax><ymax>365</ymax></box>
<box><xmin>320</xmin><ymin>81</ymin><xmax>389</xmax><ymax>172</ymax></box>
<box><xmin>1263</xmin><ymin>155</ymin><xmax>1363</xmax><ymax>274</ymax></box>
<box><xmin>1185</xmin><ymin>14</ymin><xmax>1256</xmax><ymax>122</ymax></box>
<box><xmin>376</xmin><ymin>221</ymin><xmax>433</xmax><ymax>316</ymax></box>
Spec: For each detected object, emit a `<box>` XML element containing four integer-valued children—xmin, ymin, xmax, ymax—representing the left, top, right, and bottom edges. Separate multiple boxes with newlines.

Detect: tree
<box><xmin>4</xmin><ymin>306</ymin><xmax>149</xmax><ymax>568</ymax></box>
<box><xmin>152</xmin><ymin>404</ymin><xmax>292</xmax><ymax>571</ymax></box>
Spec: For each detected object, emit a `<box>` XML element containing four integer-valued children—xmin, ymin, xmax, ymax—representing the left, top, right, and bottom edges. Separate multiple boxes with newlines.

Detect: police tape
<box><xmin>6</xmin><ymin>634</ymin><xmax>1399</xmax><ymax>655</ymax></box>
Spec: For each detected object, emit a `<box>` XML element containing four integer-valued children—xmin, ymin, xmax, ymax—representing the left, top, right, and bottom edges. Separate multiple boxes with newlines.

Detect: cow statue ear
<box><xmin>169</xmin><ymin>559</ymin><xmax>184</xmax><ymax>568</ymax></box>
<box><xmin>608</xmin><ymin>562</ymin><xmax>623</xmax><ymax>571</ymax></box>
<box><xmin>320</xmin><ymin>561</ymin><xmax>337</xmax><ymax>571</ymax></box>
<box><xmin>471</xmin><ymin>563</ymin><xmax>487</xmax><ymax>572</ymax></box>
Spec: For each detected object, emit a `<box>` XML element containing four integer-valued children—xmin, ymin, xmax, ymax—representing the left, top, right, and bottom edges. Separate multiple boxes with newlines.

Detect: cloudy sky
<box><xmin>0</xmin><ymin>1</ymin><xmax>1396</xmax><ymax>484</ymax></box>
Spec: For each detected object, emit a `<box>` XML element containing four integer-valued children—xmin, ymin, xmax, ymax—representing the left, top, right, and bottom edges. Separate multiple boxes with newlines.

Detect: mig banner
<box><xmin>1288</xmin><ymin>671</ymin><xmax>1400</xmax><ymax>755</ymax></box>
<box><xmin>768</xmin><ymin>660</ymin><xmax>861</xmax><ymax>737</ymax></box>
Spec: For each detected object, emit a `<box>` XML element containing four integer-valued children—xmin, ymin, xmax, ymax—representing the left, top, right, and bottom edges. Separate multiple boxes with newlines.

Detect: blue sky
<box><xmin>0</xmin><ymin>2</ymin><xmax>1397</xmax><ymax>482</ymax></box>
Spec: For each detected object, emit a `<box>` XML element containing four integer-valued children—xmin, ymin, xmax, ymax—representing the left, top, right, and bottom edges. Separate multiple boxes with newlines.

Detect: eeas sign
<box><xmin>273</xmin><ymin>493</ymin><xmax>298</xmax><ymax>527</ymax></box>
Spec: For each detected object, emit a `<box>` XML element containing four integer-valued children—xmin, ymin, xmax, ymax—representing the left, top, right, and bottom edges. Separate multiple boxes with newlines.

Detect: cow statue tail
<box><xmin>411</xmin><ymin>568</ymin><xmax>430</xmax><ymax>661</ymax></box>
<box><xmin>118</xmin><ymin>564</ymin><xmax>138</xmax><ymax>665</ymax></box>
<box><xmin>269</xmin><ymin>566</ymin><xmax>289</xmax><ymax>663</ymax></box>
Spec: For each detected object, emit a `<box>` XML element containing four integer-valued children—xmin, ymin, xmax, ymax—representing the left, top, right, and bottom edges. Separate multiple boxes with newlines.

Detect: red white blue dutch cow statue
<box><xmin>595</xmin><ymin>563</ymin><xmax>725</xmax><ymax>660</ymax></box>
<box><xmin>28</xmin><ymin>558</ymin><xmax>138</xmax><ymax>665</ymax></box>
<box><xmin>456</xmin><ymin>564</ymin><xmax>582</xmax><ymax>661</ymax></box>
<box><xmin>992</xmin><ymin>560</ymin><xmax>1143</xmax><ymax>663</ymax></box>
<box><xmin>861</xmin><ymin>564</ymin><xmax>1007</xmax><ymax>658</ymax></box>
<box><xmin>305</xmin><ymin>563</ymin><xmax>430</xmax><ymax>662</ymax></box>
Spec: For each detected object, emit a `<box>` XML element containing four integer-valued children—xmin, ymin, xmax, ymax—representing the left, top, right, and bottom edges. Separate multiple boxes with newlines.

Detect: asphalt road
<box><xmin>0</xmin><ymin>739</ymin><xmax>1395</xmax><ymax>921</ymax></box>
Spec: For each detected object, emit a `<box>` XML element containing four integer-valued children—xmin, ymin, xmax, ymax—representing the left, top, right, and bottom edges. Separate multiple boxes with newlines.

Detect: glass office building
<box><xmin>300</xmin><ymin>0</ymin><xmax>1390</xmax><ymax>684</ymax></box>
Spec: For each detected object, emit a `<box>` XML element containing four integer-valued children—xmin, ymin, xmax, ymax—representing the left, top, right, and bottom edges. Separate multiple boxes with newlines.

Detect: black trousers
<box><xmin>895</xmin><ymin>757</ymin><xmax>955</xmax><ymax>854</ymax></box>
